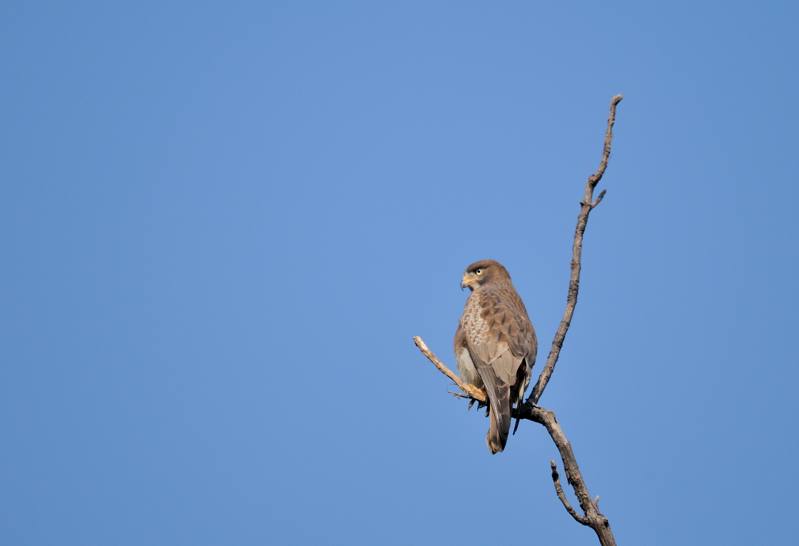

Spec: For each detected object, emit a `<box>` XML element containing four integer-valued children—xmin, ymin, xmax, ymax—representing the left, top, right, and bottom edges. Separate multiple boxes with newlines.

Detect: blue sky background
<box><xmin>2</xmin><ymin>2</ymin><xmax>798</xmax><ymax>545</ymax></box>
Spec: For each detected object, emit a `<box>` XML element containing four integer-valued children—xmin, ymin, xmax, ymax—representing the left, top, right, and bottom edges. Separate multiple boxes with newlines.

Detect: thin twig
<box><xmin>550</xmin><ymin>460</ymin><xmax>589</xmax><ymax>525</ymax></box>
<box><xmin>413</xmin><ymin>336</ymin><xmax>486</xmax><ymax>403</ymax></box>
<box><xmin>520</xmin><ymin>404</ymin><xmax>615</xmax><ymax>546</ymax></box>
<box><xmin>528</xmin><ymin>94</ymin><xmax>622</xmax><ymax>406</ymax></box>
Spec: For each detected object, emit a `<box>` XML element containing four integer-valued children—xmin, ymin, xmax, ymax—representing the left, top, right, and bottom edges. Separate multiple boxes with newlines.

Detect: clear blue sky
<box><xmin>2</xmin><ymin>2</ymin><xmax>798</xmax><ymax>545</ymax></box>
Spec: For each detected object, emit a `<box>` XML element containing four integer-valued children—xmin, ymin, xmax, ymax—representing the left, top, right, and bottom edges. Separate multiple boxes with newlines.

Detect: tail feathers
<box><xmin>474</xmin><ymin>357</ymin><xmax>513</xmax><ymax>454</ymax></box>
<box><xmin>486</xmin><ymin>391</ymin><xmax>511</xmax><ymax>454</ymax></box>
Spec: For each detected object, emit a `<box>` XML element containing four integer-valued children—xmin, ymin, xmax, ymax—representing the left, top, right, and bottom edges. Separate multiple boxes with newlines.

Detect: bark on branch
<box><xmin>550</xmin><ymin>459</ymin><xmax>589</xmax><ymax>525</ymax></box>
<box><xmin>521</xmin><ymin>405</ymin><xmax>615</xmax><ymax>546</ymax></box>
<box><xmin>529</xmin><ymin>93</ymin><xmax>622</xmax><ymax>406</ymax></box>
<box><xmin>412</xmin><ymin>95</ymin><xmax>622</xmax><ymax>546</ymax></box>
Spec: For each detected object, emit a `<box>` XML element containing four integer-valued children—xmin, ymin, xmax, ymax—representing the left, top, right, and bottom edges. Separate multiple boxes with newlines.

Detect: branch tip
<box><xmin>592</xmin><ymin>189</ymin><xmax>607</xmax><ymax>208</ymax></box>
<box><xmin>528</xmin><ymin>94</ymin><xmax>622</xmax><ymax>406</ymax></box>
<box><xmin>549</xmin><ymin>460</ymin><xmax>589</xmax><ymax>526</ymax></box>
<box><xmin>413</xmin><ymin>335</ymin><xmax>487</xmax><ymax>403</ymax></box>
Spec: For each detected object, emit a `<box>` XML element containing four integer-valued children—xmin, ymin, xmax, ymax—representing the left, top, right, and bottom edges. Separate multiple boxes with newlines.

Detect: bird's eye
<box><xmin>475</xmin><ymin>268</ymin><xmax>483</xmax><ymax>275</ymax></box>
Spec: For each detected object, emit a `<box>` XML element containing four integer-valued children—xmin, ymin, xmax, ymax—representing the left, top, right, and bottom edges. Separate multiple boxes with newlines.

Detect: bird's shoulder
<box><xmin>476</xmin><ymin>284</ymin><xmax>536</xmax><ymax>358</ymax></box>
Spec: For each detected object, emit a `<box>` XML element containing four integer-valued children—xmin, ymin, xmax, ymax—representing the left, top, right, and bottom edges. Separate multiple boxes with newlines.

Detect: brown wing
<box><xmin>470</xmin><ymin>345</ymin><xmax>517</xmax><ymax>453</ymax></box>
<box><xmin>461</xmin><ymin>289</ymin><xmax>532</xmax><ymax>453</ymax></box>
<box><xmin>477</xmin><ymin>285</ymin><xmax>537</xmax><ymax>404</ymax></box>
<box><xmin>495</xmin><ymin>285</ymin><xmax>537</xmax><ymax>362</ymax></box>
<box><xmin>454</xmin><ymin>322</ymin><xmax>482</xmax><ymax>387</ymax></box>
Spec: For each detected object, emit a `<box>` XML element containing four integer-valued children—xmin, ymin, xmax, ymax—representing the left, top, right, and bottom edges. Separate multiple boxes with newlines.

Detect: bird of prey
<box><xmin>454</xmin><ymin>259</ymin><xmax>537</xmax><ymax>454</ymax></box>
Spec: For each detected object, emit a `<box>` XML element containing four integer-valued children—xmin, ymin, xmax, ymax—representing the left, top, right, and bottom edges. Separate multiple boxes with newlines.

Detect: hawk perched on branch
<box><xmin>454</xmin><ymin>259</ymin><xmax>537</xmax><ymax>454</ymax></box>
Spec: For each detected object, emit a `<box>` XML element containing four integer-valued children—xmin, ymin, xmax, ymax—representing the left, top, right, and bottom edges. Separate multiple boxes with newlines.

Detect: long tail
<box><xmin>486</xmin><ymin>384</ymin><xmax>511</xmax><ymax>454</ymax></box>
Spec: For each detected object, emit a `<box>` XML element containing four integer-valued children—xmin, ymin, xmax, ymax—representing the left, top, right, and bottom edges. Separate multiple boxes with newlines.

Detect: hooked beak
<box><xmin>460</xmin><ymin>274</ymin><xmax>471</xmax><ymax>290</ymax></box>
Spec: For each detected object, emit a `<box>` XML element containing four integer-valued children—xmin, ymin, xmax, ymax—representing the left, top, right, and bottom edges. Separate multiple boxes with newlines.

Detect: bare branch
<box><xmin>413</xmin><ymin>336</ymin><xmax>486</xmax><ymax>403</ymax></box>
<box><xmin>529</xmin><ymin>94</ymin><xmax>623</xmax><ymax>406</ymax></box>
<box><xmin>412</xmin><ymin>341</ymin><xmax>616</xmax><ymax>544</ymax></box>
<box><xmin>550</xmin><ymin>460</ymin><xmax>589</xmax><ymax>525</ymax></box>
<box><xmin>592</xmin><ymin>189</ymin><xmax>607</xmax><ymax>208</ymax></box>
<box><xmin>519</xmin><ymin>405</ymin><xmax>615</xmax><ymax>546</ymax></box>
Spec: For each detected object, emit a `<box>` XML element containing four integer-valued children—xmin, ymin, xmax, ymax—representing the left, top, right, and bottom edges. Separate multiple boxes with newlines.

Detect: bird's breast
<box><xmin>462</xmin><ymin>293</ymin><xmax>490</xmax><ymax>346</ymax></box>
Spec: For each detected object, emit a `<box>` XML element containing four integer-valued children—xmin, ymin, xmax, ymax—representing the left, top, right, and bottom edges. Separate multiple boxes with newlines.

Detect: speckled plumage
<box><xmin>454</xmin><ymin>259</ymin><xmax>537</xmax><ymax>454</ymax></box>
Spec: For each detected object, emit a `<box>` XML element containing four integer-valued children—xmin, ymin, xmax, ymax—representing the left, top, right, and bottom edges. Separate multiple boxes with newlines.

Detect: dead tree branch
<box><xmin>529</xmin><ymin>93</ymin><xmax>622</xmax><ymax>406</ymax></box>
<box><xmin>550</xmin><ymin>460</ymin><xmax>589</xmax><ymax>525</ymax></box>
<box><xmin>520</xmin><ymin>404</ymin><xmax>615</xmax><ymax>545</ymax></box>
<box><xmin>413</xmin><ymin>337</ymin><xmax>487</xmax><ymax>403</ymax></box>
<box><xmin>413</xmin><ymin>95</ymin><xmax>622</xmax><ymax>546</ymax></box>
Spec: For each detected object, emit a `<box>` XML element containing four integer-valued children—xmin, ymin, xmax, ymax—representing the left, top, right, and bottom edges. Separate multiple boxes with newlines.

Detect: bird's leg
<box><xmin>511</xmin><ymin>401</ymin><xmax>532</xmax><ymax>435</ymax></box>
<box><xmin>468</xmin><ymin>397</ymin><xmax>489</xmax><ymax>412</ymax></box>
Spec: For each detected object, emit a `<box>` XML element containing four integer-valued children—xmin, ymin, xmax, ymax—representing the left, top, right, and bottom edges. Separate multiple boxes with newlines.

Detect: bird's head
<box><xmin>460</xmin><ymin>259</ymin><xmax>510</xmax><ymax>291</ymax></box>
